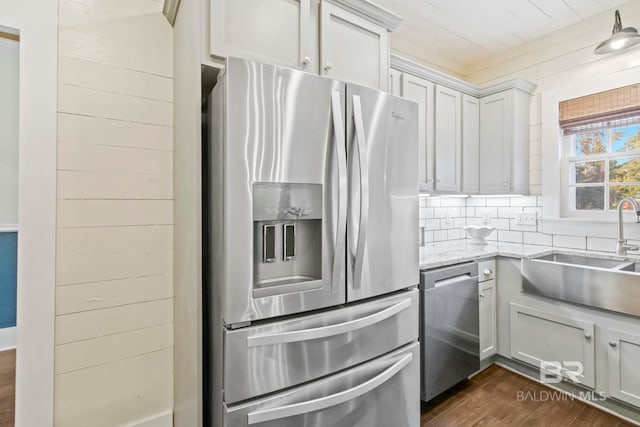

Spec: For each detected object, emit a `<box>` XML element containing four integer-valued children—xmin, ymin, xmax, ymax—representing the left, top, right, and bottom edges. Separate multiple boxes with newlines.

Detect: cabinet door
<box><xmin>320</xmin><ymin>1</ymin><xmax>388</xmax><ymax>90</ymax></box>
<box><xmin>479</xmin><ymin>279</ymin><xmax>497</xmax><ymax>360</ymax></box>
<box><xmin>479</xmin><ymin>91</ymin><xmax>513</xmax><ymax>194</ymax></box>
<box><xmin>401</xmin><ymin>74</ymin><xmax>434</xmax><ymax>192</ymax></box>
<box><xmin>434</xmin><ymin>85</ymin><xmax>462</xmax><ymax>193</ymax></box>
<box><xmin>510</xmin><ymin>303</ymin><xmax>595</xmax><ymax>388</ymax></box>
<box><xmin>608</xmin><ymin>328</ymin><xmax>640</xmax><ymax>407</ymax></box>
<box><xmin>209</xmin><ymin>0</ymin><xmax>315</xmax><ymax>71</ymax></box>
<box><xmin>462</xmin><ymin>95</ymin><xmax>480</xmax><ymax>194</ymax></box>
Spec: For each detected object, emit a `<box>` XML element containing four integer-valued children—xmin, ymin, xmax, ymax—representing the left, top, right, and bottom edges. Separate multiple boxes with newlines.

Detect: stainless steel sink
<box><xmin>521</xmin><ymin>252</ymin><xmax>640</xmax><ymax>317</ymax></box>
<box><xmin>532</xmin><ymin>253</ymin><xmax>628</xmax><ymax>269</ymax></box>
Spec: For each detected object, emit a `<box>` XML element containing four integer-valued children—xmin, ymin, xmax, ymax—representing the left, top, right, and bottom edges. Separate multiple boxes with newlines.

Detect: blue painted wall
<box><xmin>0</xmin><ymin>232</ymin><xmax>17</xmax><ymax>329</ymax></box>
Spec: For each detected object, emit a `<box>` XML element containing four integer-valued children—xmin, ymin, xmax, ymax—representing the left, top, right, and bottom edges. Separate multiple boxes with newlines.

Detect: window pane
<box><xmin>611</xmin><ymin>125</ymin><xmax>640</xmax><ymax>152</ymax></box>
<box><xmin>574</xmin><ymin>132</ymin><xmax>607</xmax><ymax>156</ymax></box>
<box><xmin>573</xmin><ymin>161</ymin><xmax>605</xmax><ymax>183</ymax></box>
<box><xmin>609</xmin><ymin>157</ymin><xmax>640</xmax><ymax>183</ymax></box>
<box><xmin>574</xmin><ymin>186</ymin><xmax>604</xmax><ymax>210</ymax></box>
<box><xmin>609</xmin><ymin>185</ymin><xmax>640</xmax><ymax>209</ymax></box>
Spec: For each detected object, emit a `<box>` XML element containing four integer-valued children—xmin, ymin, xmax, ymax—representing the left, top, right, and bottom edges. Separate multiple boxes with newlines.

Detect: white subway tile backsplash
<box><xmin>425</xmin><ymin>197</ymin><xmax>441</xmax><ymax>207</ymax></box>
<box><xmin>497</xmin><ymin>206</ymin><xmax>522</xmax><ymax>218</ymax></box>
<box><xmin>467</xmin><ymin>197</ymin><xmax>486</xmax><ymax>207</ymax></box>
<box><xmin>498</xmin><ymin>230</ymin><xmax>523</xmax><ymax>243</ymax></box>
<box><xmin>476</xmin><ymin>207</ymin><xmax>498</xmax><ymax>218</ymax></box>
<box><xmin>485</xmin><ymin>197</ymin><xmax>510</xmax><ymax>207</ymax></box>
<box><xmin>524</xmin><ymin>232</ymin><xmax>552</xmax><ymax>246</ymax></box>
<box><xmin>553</xmin><ymin>235</ymin><xmax>587</xmax><ymax>250</ymax></box>
<box><xmin>509</xmin><ymin>219</ymin><xmax>537</xmax><ymax>232</ymax></box>
<box><xmin>424</xmin><ymin>219</ymin><xmax>440</xmax><ymax>231</ymax></box>
<box><xmin>447</xmin><ymin>229</ymin><xmax>463</xmax><ymax>240</ymax></box>
<box><xmin>433</xmin><ymin>230</ymin><xmax>448</xmax><ymax>241</ymax></box>
<box><xmin>586</xmin><ymin>237</ymin><xmax>616</xmax><ymax>253</ymax></box>
<box><xmin>418</xmin><ymin>194</ymin><xmax>622</xmax><ymax>255</ymax></box>
<box><xmin>510</xmin><ymin>196</ymin><xmax>537</xmax><ymax>207</ymax></box>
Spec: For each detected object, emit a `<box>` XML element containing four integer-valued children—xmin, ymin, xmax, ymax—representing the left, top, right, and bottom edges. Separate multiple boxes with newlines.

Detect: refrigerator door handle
<box><xmin>352</xmin><ymin>95</ymin><xmax>369</xmax><ymax>290</ymax></box>
<box><xmin>246</xmin><ymin>298</ymin><xmax>411</xmax><ymax>348</ymax></box>
<box><xmin>246</xmin><ymin>353</ymin><xmax>413</xmax><ymax>424</ymax></box>
<box><xmin>331</xmin><ymin>90</ymin><xmax>347</xmax><ymax>295</ymax></box>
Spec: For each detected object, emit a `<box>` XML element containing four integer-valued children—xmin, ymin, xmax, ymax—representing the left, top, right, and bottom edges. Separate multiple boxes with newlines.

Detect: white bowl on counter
<box><xmin>463</xmin><ymin>225</ymin><xmax>496</xmax><ymax>245</ymax></box>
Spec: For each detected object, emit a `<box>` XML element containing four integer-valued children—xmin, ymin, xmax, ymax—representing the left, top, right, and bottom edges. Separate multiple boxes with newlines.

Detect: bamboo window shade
<box><xmin>559</xmin><ymin>83</ymin><xmax>640</xmax><ymax>132</ymax></box>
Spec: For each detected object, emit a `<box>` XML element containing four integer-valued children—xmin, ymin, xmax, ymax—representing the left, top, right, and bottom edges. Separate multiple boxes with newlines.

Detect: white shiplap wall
<box><xmin>55</xmin><ymin>0</ymin><xmax>174</xmax><ymax>425</ymax></box>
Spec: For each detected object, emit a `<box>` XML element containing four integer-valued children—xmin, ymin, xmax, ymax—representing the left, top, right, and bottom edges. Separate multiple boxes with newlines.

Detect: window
<box><xmin>559</xmin><ymin>82</ymin><xmax>640</xmax><ymax>215</ymax></box>
<box><xmin>565</xmin><ymin>119</ymin><xmax>640</xmax><ymax>211</ymax></box>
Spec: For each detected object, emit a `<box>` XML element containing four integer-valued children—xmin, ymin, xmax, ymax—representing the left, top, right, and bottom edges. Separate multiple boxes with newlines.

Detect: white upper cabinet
<box><xmin>480</xmin><ymin>88</ymin><xmax>530</xmax><ymax>195</ymax></box>
<box><xmin>434</xmin><ymin>85</ymin><xmax>461</xmax><ymax>193</ymax></box>
<box><xmin>388</xmin><ymin>68</ymin><xmax>401</xmax><ymax>96</ymax></box>
<box><xmin>320</xmin><ymin>1</ymin><xmax>389</xmax><ymax>90</ymax></box>
<box><xmin>401</xmin><ymin>73</ymin><xmax>434</xmax><ymax>192</ymax></box>
<box><xmin>209</xmin><ymin>0</ymin><xmax>316</xmax><ymax>71</ymax></box>
<box><xmin>462</xmin><ymin>94</ymin><xmax>480</xmax><ymax>194</ymax></box>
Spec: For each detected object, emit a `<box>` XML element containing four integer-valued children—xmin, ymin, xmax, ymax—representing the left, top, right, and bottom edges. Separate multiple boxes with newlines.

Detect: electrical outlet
<box><xmin>445</xmin><ymin>212</ymin><xmax>453</xmax><ymax>226</ymax></box>
<box><xmin>516</xmin><ymin>212</ymin><xmax>537</xmax><ymax>226</ymax></box>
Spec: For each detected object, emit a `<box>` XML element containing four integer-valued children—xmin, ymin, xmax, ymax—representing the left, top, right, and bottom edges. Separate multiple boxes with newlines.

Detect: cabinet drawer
<box><xmin>510</xmin><ymin>303</ymin><xmax>595</xmax><ymax>388</ymax></box>
<box><xmin>224</xmin><ymin>289</ymin><xmax>419</xmax><ymax>403</ymax></box>
<box><xmin>224</xmin><ymin>342</ymin><xmax>419</xmax><ymax>427</ymax></box>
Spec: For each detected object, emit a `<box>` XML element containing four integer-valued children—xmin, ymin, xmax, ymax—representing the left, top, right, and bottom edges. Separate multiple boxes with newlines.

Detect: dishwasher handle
<box><xmin>420</xmin><ymin>263</ymin><xmax>478</xmax><ymax>291</ymax></box>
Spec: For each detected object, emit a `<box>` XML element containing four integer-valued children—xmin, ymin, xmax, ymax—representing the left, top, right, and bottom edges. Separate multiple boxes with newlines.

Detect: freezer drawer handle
<box><xmin>246</xmin><ymin>298</ymin><xmax>412</xmax><ymax>348</ymax></box>
<box><xmin>247</xmin><ymin>352</ymin><xmax>413</xmax><ymax>424</ymax></box>
<box><xmin>331</xmin><ymin>90</ymin><xmax>347</xmax><ymax>295</ymax></box>
<box><xmin>351</xmin><ymin>94</ymin><xmax>369</xmax><ymax>290</ymax></box>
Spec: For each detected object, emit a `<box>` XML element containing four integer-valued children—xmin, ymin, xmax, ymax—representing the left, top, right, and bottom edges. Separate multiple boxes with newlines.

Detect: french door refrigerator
<box><xmin>206</xmin><ymin>57</ymin><xmax>419</xmax><ymax>427</ymax></box>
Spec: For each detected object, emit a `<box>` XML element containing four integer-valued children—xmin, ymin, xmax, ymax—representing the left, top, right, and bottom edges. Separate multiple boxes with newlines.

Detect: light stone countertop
<box><xmin>418</xmin><ymin>239</ymin><xmax>640</xmax><ymax>270</ymax></box>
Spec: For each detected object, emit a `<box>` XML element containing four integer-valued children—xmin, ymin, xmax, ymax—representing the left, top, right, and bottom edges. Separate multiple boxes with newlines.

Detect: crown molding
<box><xmin>390</xmin><ymin>53</ymin><xmax>536</xmax><ymax>97</ymax></box>
<box><xmin>163</xmin><ymin>0</ymin><xmax>181</xmax><ymax>26</ymax></box>
<box><xmin>324</xmin><ymin>0</ymin><xmax>403</xmax><ymax>31</ymax></box>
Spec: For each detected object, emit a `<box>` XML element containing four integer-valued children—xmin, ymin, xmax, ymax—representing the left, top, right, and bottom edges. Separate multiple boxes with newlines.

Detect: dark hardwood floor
<box><xmin>0</xmin><ymin>350</ymin><xmax>15</xmax><ymax>427</ymax></box>
<box><xmin>421</xmin><ymin>365</ymin><xmax>635</xmax><ymax>427</ymax></box>
<box><xmin>0</xmin><ymin>350</ymin><xmax>635</xmax><ymax>427</ymax></box>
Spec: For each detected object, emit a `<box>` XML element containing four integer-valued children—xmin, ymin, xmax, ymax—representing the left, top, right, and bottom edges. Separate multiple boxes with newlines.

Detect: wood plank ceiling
<box><xmin>375</xmin><ymin>0</ymin><xmax>631</xmax><ymax>76</ymax></box>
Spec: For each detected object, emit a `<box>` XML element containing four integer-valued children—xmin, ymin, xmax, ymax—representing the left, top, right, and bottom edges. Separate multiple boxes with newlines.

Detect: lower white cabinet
<box><xmin>607</xmin><ymin>328</ymin><xmax>640</xmax><ymax>407</ymax></box>
<box><xmin>510</xmin><ymin>303</ymin><xmax>596</xmax><ymax>388</ymax></box>
<box><xmin>479</xmin><ymin>279</ymin><xmax>497</xmax><ymax>360</ymax></box>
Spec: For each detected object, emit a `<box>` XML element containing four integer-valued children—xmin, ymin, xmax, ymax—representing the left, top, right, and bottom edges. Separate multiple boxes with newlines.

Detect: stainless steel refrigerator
<box><xmin>206</xmin><ymin>57</ymin><xmax>420</xmax><ymax>427</ymax></box>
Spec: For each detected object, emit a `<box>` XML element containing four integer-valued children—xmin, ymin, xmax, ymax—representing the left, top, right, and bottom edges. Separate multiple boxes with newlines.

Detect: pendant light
<box><xmin>594</xmin><ymin>10</ymin><xmax>640</xmax><ymax>54</ymax></box>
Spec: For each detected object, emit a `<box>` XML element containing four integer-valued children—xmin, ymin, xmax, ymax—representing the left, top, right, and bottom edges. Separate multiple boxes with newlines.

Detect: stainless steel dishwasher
<box><xmin>420</xmin><ymin>262</ymin><xmax>480</xmax><ymax>401</ymax></box>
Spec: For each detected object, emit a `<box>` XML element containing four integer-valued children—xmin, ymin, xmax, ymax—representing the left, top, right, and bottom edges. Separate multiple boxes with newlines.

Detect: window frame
<box><xmin>562</xmin><ymin>122</ymin><xmax>640</xmax><ymax>217</ymax></box>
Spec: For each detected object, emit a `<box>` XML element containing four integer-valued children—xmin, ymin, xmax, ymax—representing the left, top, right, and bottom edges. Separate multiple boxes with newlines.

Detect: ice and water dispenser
<box><xmin>252</xmin><ymin>183</ymin><xmax>322</xmax><ymax>298</ymax></box>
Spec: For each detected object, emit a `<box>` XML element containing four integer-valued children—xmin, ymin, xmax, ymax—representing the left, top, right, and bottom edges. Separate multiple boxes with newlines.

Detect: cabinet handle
<box><xmin>479</xmin><ymin>293</ymin><xmax>485</xmax><ymax>298</ymax></box>
<box><xmin>324</xmin><ymin>62</ymin><xmax>333</xmax><ymax>72</ymax></box>
<box><xmin>584</xmin><ymin>332</ymin><xmax>592</xmax><ymax>339</ymax></box>
<box><xmin>483</xmin><ymin>269</ymin><xmax>492</xmax><ymax>275</ymax></box>
<box><xmin>302</xmin><ymin>56</ymin><xmax>311</xmax><ymax>66</ymax></box>
<box><xmin>609</xmin><ymin>341</ymin><xmax>617</xmax><ymax>347</ymax></box>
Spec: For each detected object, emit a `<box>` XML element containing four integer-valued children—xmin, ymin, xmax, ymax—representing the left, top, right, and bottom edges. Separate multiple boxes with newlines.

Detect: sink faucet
<box><xmin>616</xmin><ymin>197</ymin><xmax>640</xmax><ymax>256</ymax></box>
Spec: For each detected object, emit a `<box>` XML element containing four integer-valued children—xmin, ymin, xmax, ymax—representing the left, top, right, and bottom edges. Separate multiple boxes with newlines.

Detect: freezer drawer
<box><xmin>224</xmin><ymin>342</ymin><xmax>420</xmax><ymax>427</ymax></box>
<box><xmin>223</xmin><ymin>289</ymin><xmax>419</xmax><ymax>404</ymax></box>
